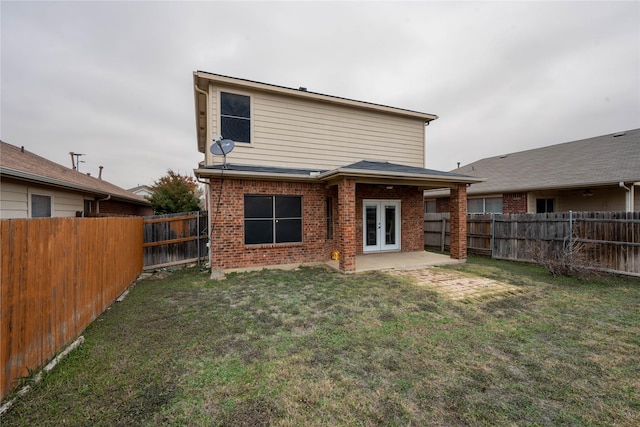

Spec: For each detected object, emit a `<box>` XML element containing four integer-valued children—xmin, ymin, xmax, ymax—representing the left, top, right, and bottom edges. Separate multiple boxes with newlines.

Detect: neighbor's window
<box><xmin>31</xmin><ymin>194</ymin><xmax>52</xmax><ymax>218</ymax></box>
<box><xmin>467</xmin><ymin>197</ymin><xmax>502</xmax><ymax>214</ymax></box>
<box><xmin>244</xmin><ymin>195</ymin><xmax>302</xmax><ymax>244</ymax></box>
<box><xmin>220</xmin><ymin>92</ymin><xmax>250</xmax><ymax>143</ymax></box>
<box><xmin>536</xmin><ymin>198</ymin><xmax>555</xmax><ymax>213</ymax></box>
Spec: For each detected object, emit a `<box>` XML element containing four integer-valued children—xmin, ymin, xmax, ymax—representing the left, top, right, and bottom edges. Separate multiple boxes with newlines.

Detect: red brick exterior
<box><xmin>449</xmin><ymin>185</ymin><xmax>467</xmax><ymax>259</ymax></box>
<box><xmin>355</xmin><ymin>184</ymin><xmax>425</xmax><ymax>254</ymax></box>
<box><xmin>502</xmin><ymin>192</ymin><xmax>527</xmax><ymax>214</ymax></box>
<box><xmin>207</xmin><ymin>177</ymin><xmax>430</xmax><ymax>272</ymax></box>
<box><xmin>85</xmin><ymin>199</ymin><xmax>152</xmax><ymax>216</ymax></box>
<box><xmin>338</xmin><ymin>178</ymin><xmax>357</xmax><ymax>271</ymax></box>
<box><xmin>209</xmin><ymin>178</ymin><xmax>336</xmax><ymax>270</ymax></box>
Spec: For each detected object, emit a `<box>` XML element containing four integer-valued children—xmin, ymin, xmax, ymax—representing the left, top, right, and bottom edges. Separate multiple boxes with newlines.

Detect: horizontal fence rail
<box><xmin>1</xmin><ymin>217</ymin><xmax>143</xmax><ymax>401</ymax></box>
<box><xmin>143</xmin><ymin>211</ymin><xmax>208</xmax><ymax>270</ymax></box>
<box><xmin>425</xmin><ymin>211</ymin><xmax>640</xmax><ymax>276</ymax></box>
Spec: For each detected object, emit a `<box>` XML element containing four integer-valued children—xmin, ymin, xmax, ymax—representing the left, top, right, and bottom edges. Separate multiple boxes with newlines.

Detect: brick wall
<box><xmin>449</xmin><ymin>185</ymin><xmax>467</xmax><ymax>259</ymax></box>
<box><xmin>355</xmin><ymin>184</ymin><xmax>425</xmax><ymax>254</ymax></box>
<box><xmin>87</xmin><ymin>199</ymin><xmax>152</xmax><ymax>216</ymax></box>
<box><xmin>338</xmin><ymin>178</ymin><xmax>357</xmax><ymax>271</ymax></box>
<box><xmin>209</xmin><ymin>178</ymin><xmax>335</xmax><ymax>270</ymax></box>
<box><xmin>502</xmin><ymin>192</ymin><xmax>527</xmax><ymax>213</ymax></box>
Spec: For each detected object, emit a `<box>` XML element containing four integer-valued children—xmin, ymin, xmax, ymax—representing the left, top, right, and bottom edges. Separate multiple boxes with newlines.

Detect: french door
<box><xmin>363</xmin><ymin>200</ymin><xmax>400</xmax><ymax>252</ymax></box>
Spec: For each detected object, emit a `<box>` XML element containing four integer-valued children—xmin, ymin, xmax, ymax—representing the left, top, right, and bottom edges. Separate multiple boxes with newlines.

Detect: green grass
<box><xmin>2</xmin><ymin>257</ymin><xmax>639</xmax><ymax>426</ymax></box>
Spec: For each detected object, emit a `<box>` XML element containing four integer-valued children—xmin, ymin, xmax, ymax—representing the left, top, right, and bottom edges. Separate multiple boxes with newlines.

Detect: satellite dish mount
<box><xmin>210</xmin><ymin>135</ymin><xmax>235</xmax><ymax>169</ymax></box>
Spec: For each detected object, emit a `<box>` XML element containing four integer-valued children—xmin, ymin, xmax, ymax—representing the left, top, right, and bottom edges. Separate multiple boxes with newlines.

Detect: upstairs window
<box><xmin>31</xmin><ymin>194</ymin><xmax>52</xmax><ymax>218</ymax></box>
<box><xmin>244</xmin><ymin>195</ymin><xmax>302</xmax><ymax>244</ymax></box>
<box><xmin>221</xmin><ymin>92</ymin><xmax>250</xmax><ymax>143</ymax></box>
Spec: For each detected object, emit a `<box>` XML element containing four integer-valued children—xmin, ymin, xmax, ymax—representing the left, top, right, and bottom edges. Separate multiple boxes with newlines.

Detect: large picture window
<box><xmin>221</xmin><ymin>92</ymin><xmax>250</xmax><ymax>143</ymax></box>
<box><xmin>244</xmin><ymin>195</ymin><xmax>302</xmax><ymax>244</ymax></box>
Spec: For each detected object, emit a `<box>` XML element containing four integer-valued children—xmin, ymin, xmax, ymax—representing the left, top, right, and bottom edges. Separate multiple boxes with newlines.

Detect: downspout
<box><xmin>194</xmin><ymin>82</ymin><xmax>213</xmax><ymax>269</ymax></box>
<box><xmin>196</xmin><ymin>176</ymin><xmax>211</xmax><ymax>268</ymax></box>
<box><xmin>95</xmin><ymin>195</ymin><xmax>111</xmax><ymax>214</ymax></box>
<box><xmin>618</xmin><ymin>181</ymin><xmax>640</xmax><ymax>212</ymax></box>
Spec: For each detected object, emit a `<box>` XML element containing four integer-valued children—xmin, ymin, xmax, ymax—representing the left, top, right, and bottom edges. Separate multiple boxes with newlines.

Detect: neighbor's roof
<box><xmin>442</xmin><ymin>129</ymin><xmax>640</xmax><ymax>195</ymax></box>
<box><xmin>0</xmin><ymin>141</ymin><xmax>150</xmax><ymax>205</ymax></box>
<box><xmin>195</xmin><ymin>160</ymin><xmax>482</xmax><ymax>188</ymax></box>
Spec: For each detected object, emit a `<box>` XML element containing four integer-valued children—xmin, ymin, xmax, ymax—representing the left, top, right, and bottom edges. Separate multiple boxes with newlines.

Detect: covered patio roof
<box><xmin>194</xmin><ymin>160</ymin><xmax>484</xmax><ymax>189</ymax></box>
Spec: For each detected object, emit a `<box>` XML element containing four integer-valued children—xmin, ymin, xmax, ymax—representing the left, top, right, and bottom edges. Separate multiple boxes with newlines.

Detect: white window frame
<box><xmin>28</xmin><ymin>189</ymin><xmax>54</xmax><ymax>218</ymax></box>
<box><xmin>467</xmin><ymin>197</ymin><xmax>503</xmax><ymax>214</ymax></box>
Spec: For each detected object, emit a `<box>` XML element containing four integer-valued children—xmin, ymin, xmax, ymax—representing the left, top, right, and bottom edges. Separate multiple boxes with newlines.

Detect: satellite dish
<box><xmin>210</xmin><ymin>136</ymin><xmax>235</xmax><ymax>168</ymax></box>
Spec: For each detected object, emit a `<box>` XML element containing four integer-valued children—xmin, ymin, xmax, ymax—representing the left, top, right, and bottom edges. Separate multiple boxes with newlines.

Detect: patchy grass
<box><xmin>2</xmin><ymin>258</ymin><xmax>639</xmax><ymax>426</ymax></box>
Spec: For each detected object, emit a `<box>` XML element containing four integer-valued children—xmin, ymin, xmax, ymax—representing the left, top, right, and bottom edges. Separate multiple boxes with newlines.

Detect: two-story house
<box><xmin>192</xmin><ymin>71</ymin><xmax>481</xmax><ymax>275</ymax></box>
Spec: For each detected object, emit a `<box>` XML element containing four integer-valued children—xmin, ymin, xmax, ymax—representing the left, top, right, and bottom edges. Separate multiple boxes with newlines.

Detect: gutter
<box><xmin>619</xmin><ymin>181</ymin><xmax>640</xmax><ymax>212</ymax></box>
<box><xmin>0</xmin><ymin>167</ymin><xmax>149</xmax><ymax>206</ymax></box>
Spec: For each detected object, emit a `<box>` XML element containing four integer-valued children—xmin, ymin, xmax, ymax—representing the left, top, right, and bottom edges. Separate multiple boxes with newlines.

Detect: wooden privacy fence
<box><xmin>1</xmin><ymin>217</ymin><xmax>143</xmax><ymax>401</ymax></box>
<box><xmin>143</xmin><ymin>211</ymin><xmax>208</xmax><ymax>270</ymax></box>
<box><xmin>425</xmin><ymin>212</ymin><xmax>640</xmax><ymax>276</ymax></box>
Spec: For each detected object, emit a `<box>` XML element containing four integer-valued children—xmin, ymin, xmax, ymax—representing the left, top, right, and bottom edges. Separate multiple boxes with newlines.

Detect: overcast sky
<box><xmin>2</xmin><ymin>1</ymin><xmax>639</xmax><ymax>190</ymax></box>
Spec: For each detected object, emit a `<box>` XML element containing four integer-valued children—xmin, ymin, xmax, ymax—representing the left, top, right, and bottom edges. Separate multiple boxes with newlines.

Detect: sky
<box><xmin>2</xmin><ymin>1</ymin><xmax>639</xmax><ymax>190</ymax></box>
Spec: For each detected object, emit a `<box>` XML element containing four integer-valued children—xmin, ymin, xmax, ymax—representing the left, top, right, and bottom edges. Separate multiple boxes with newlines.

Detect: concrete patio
<box><xmin>325</xmin><ymin>250</ymin><xmax>465</xmax><ymax>273</ymax></box>
<box><xmin>221</xmin><ymin>250</ymin><xmax>463</xmax><ymax>275</ymax></box>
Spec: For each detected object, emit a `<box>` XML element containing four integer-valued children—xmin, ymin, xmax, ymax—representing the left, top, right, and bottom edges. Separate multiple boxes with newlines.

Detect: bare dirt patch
<box><xmin>390</xmin><ymin>268</ymin><xmax>524</xmax><ymax>302</ymax></box>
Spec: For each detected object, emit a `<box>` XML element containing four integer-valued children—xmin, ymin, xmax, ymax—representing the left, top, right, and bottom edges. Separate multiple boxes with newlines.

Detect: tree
<box><xmin>149</xmin><ymin>169</ymin><xmax>202</xmax><ymax>214</ymax></box>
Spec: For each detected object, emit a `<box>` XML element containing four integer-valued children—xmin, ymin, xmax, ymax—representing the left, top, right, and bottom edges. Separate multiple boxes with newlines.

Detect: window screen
<box><xmin>31</xmin><ymin>194</ymin><xmax>52</xmax><ymax>218</ymax></box>
<box><xmin>221</xmin><ymin>92</ymin><xmax>250</xmax><ymax>143</ymax></box>
<box><xmin>244</xmin><ymin>195</ymin><xmax>302</xmax><ymax>244</ymax></box>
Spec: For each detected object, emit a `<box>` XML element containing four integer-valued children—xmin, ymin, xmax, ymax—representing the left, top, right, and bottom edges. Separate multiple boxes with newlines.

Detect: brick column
<box><xmin>450</xmin><ymin>184</ymin><xmax>468</xmax><ymax>259</ymax></box>
<box><xmin>337</xmin><ymin>178</ymin><xmax>357</xmax><ymax>272</ymax></box>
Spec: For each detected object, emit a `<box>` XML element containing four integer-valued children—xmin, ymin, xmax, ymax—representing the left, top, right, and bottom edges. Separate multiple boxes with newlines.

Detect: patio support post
<box><xmin>450</xmin><ymin>184</ymin><xmax>468</xmax><ymax>259</ymax></box>
<box><xmin>337</xmin><ymin>177</ymin><xmax>357</xmax><ymax>272</ymax></box>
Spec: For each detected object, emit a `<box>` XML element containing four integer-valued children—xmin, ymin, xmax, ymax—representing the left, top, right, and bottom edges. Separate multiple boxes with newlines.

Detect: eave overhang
<box><xmin>317</xmin><ymin>167</ymin><xmax>484</xmax><ymax>189</ymax></box>
<box><xmin>195</xmin><ymin>165</ymin><xmax>484</xmax><ymax>190</ymax></box>
<box><xmin>0</xmin><ymin>167</ymin><xmax>151</xmax><ymax>206</ymax></box>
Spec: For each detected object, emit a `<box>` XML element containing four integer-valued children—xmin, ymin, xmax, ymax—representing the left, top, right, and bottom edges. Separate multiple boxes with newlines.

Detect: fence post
<box><xmin>197</xmin><ymin>210</ymin><xmax>201</xmax><ymax>266</ymax></box>
<box><xmin>491</xmin><ymin>213</ymin><xmax>495</xmax><ymax>258</ymax></box>
<box><xmin>568</xmin><ymin>210</ymin><xmax>573</xmax><ymax>258</ymax></box>
<box><xmin>441</xmin><ymin>217</ymin><xmax>446</xmax><ymax>252</ymax></box>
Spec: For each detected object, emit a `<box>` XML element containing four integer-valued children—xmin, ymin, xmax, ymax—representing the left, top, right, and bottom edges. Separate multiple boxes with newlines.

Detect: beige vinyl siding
<box><xmin>0</xmin><ymin>181</ymin><xmax>28</xmax><ymax>219</ymax></box>
<box><xmin>207</xmin><ymin>85</ymin><xmax>426</xmax><ymax>169</ymax></box>
<box><xmin>0</xmin><ymin>180</ymin><xmax>85</xmax><ymax>218</ymax></box>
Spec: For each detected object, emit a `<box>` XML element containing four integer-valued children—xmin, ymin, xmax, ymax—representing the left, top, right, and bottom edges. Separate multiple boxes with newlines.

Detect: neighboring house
<box><xmin>425</xmin><ymin>129</ymin><xmax>640</xmax><ymax>214</ymax></box>
<box><xmin>192</xmin><ymin>71</ymin><xmax>482</xmax><ymax>274</ymax></box>
<box><xmin>128</xmin><ymin>184</ymin><xmax>154</xmax><ymax>199</ymax></box>
<box><xmin>0</xmin><ymin>141</ymin><xmax>153</xmax><ymax>218</ymax></box>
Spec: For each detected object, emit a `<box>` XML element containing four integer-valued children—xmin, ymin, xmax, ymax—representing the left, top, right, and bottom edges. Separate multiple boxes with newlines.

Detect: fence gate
<box><xmin>143</xmin><ymin>211</ymin><xmax>208</xmax><ymax>270</ymax></box>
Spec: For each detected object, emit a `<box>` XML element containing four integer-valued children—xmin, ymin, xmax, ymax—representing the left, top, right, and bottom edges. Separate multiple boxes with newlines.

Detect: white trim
<box><xmin>28</xmin><ymin>189</ymin><xmax>54</xmax><ymax>218</ymax></box>
<box><xmin>362</xmin><ymin>199</ymin><xmax>401</xmax><ymax>253</ymax></box>
<box><xmin>215</xmin><ymin>87</ymin><xmax>255</xmax><ymax>146</ymax></box>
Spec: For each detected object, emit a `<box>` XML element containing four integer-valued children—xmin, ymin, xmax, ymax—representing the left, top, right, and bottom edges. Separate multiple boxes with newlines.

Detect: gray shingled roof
<box><xmin>201</xmin><ymin>160</ymin><xmax>479</xmax><ymax>183</ymax></box>
<box><xmin>0</xmin><ymin>141</ymin><xmax>150</xmax><ymax>205</ymax></box>
<box><xmin>454</xmin><ymin>129</ymin><xmax>640</xmax><ymax>194</ymax></box>
<box><xmin>341</xmin><ymin>160</ymin><xmax>476</xmax><ymax>179</ymax></box>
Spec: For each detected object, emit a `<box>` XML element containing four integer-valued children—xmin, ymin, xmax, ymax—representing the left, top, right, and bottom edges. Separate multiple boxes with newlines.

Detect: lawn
<box><xmin>2</xmin><ymin>257</ymin><xmax>639</xmax><ymax>426</ymax></box>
